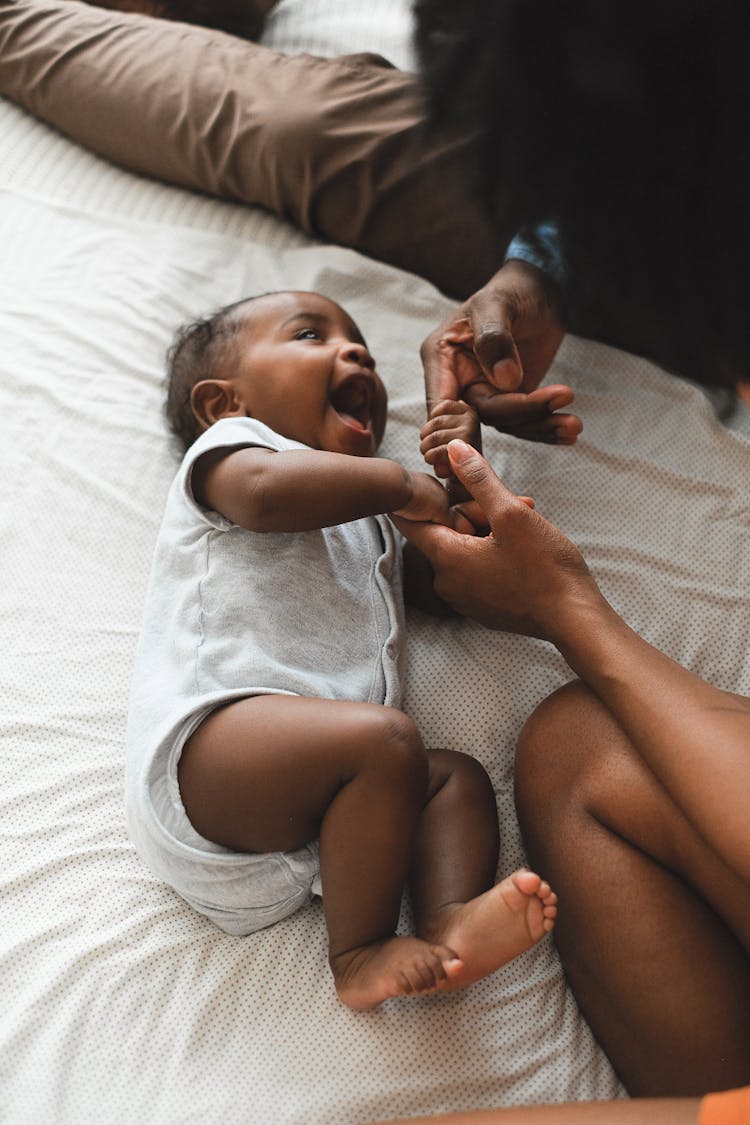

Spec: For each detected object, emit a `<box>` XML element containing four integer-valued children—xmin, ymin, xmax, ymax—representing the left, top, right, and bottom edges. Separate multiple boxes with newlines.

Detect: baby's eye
<box><xmin>294</xmin><ymin>327</ymin><xmax>322</xmax><ymax>341</ymax></box>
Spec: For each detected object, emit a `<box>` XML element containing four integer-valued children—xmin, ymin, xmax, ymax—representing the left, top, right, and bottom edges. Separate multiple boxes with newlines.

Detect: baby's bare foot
<box><xmin>331</xmin><ymin>936</ymin><xmax>463</xmax><ymax>1010</ymax></box>
<box><xmin>425</xmin><ymin>869</ymin><xmax>557</xmax><ymax>992</ymax></box>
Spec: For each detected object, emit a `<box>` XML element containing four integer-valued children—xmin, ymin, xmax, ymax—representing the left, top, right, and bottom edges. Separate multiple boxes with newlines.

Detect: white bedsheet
<box><xmin>1</xmin><ymin>6</ymin><xmax>749</xmax><ymax>1124</ymax></box>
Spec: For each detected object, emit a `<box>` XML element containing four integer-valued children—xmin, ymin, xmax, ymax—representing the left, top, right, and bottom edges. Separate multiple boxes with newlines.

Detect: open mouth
<box><xmin>330</xmin><ymin>375</ymin><xmax>374</xmax><ymax>434</ymax></box>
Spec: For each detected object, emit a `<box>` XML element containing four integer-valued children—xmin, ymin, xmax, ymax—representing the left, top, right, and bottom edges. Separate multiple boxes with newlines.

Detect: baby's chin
<box><xmin>337</xmin><ymin>441</ymin><xmax>379</xmax><ymax>458</ymax></box>
<box><xmin>327</xmin><ymin>427</ymin><xmax>381</xmax><ymax>459</ymax></box>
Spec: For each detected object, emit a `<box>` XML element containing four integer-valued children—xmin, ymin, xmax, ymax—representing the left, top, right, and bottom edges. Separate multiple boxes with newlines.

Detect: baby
<box><xmin>125</xmin><ymin>290</ymin><xmax>556</xmax><ymax>1009</ymax></box>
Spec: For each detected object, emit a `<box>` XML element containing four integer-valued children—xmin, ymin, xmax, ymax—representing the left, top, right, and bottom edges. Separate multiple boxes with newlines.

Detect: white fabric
<box><xmin>125</xmin><ymin>414</ymin><xmax>402</xmax><ymax>935</ymax></box>
<box><xmin>2</xmin><ymin>2</ymin><xmax>750</xmax><ymax>1122</ymax></box>
<box><xmin>264</xmin><ymin>0</ymin><xmax>418</xmax><ymax>70</ymax></box>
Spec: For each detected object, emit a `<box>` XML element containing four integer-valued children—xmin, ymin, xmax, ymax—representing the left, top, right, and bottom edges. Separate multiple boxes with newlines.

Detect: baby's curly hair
<box><xmin>165</xmin><ymin>297</ymin><xmax>256</xmax><ymax>450</ymax></box>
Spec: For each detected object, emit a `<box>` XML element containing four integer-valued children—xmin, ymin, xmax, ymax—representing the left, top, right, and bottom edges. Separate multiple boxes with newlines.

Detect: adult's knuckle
<box><xmin>420</xmin><ymin>333</ymin><xmax>437</xmax><ymax>360</ymax></box>
<box><xmin>458</xmin><ymin>459</ymin><xmax>489</xmax><ymax>489</ymax></box>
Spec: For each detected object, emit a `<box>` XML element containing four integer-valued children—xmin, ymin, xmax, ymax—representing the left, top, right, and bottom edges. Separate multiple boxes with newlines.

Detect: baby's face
<box><xmin>226</xmin><ymin>292</ymin><xmax>388</xmax><ymax>457</ymax></box>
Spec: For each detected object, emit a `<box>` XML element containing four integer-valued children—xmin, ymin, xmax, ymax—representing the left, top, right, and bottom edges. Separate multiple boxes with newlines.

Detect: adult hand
<box><xmin>421</xmin><ymin>259</ymin><xmax>580</xmax><ymax>445</ymax></box>
<box><xmin>391</xmin><ymin>470</ymin><xmax>480</xmax><ymax>536</ymax></box>
<box><xmin>393</xmin><ymin>440</ymin><xmax>601</xmax><ymax>642</ymax></box>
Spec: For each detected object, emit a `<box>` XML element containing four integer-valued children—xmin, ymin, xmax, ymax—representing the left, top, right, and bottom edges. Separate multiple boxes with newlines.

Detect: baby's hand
<box><xmin>420</xmin><ymin>399</ymin><xmax>481</xmax><ymax>480</ymax></box>
<box><xmin>391</xmin><ymin>471</ymin><xmax>453</xmax><ymax>526</ymax></box>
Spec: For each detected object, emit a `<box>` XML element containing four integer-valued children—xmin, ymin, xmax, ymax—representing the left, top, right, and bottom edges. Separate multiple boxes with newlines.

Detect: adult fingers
<box><xmin>390</xmin><ymin>511</ymin><xmax>458</xmax><ymax>564</ymax></box>
<box><xmin>465</xmin><ymin>382</ymin><xmax>573</xmax><ymax>424</ymax></box>
<box><xmin>464</xmin><ymin>383</ymin><xmax>582</xmax><ymax>444</ymax></box>
<box><xmin>446</xmin><ymin>440</ymin><xmax>524</xmax><ymax>526</ymax></box>
<box><xmin>420</xmin><ymin>319</ymin><xmax>464</xmax><ymax>416</ymax></box>
<box><xmin>503</xmin><ymin>413</ymin><xmax>582</xmax><ymax>445</ymax></box>
<box><xmin>451</xmin><ymin>498</ymin><xmax>490</xmax><ymax>532</ymax></box>
<box><xmin>466</xmin><ymin>287</ymin><xmax>524</xmax><ymax>392</ymax></box>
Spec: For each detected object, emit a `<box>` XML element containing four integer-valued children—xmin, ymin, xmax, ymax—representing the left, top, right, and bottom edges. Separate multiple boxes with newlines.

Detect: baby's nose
<box><xmin>342</xmin><ymin>341</ymin><xmax>375</xmax><ymax>368</ymax></box>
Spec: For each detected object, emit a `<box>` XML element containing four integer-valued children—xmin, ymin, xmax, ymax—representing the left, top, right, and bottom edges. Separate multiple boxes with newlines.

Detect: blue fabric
<box><xmin>505</xmin><ymin>221</ymin><xmax>565</xmax><ymax>286</ymax></box>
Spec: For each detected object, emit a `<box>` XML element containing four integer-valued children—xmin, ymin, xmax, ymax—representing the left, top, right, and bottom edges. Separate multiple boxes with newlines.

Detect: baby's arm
<box><xmin>192</xmin><ymin>445</ymin><xmax>454</xmax><ymax>532</ymax></box>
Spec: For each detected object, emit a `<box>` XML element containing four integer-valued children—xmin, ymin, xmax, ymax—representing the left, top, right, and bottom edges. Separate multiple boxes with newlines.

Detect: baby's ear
<box><xmin>191</xmin><ymin>379</ymin><xmax>248</xmax><ymax>431</ymax></box>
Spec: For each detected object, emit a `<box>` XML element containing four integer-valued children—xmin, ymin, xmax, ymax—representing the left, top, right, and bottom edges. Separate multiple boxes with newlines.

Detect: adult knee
<box><xmin>514</xmin><ymin>680</ymin><xmax>610</xmax><ymax>836</ymax></box>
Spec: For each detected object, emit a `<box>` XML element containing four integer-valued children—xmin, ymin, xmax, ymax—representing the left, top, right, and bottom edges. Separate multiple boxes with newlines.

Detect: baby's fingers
<box><xmin>420</xmin><ymin>422</ymin><xmax>467</xmax><ymax>456</ymax></box>
<box><xmin>426</xmin><ymin>398</ymin><xmax>477</xmax><ymax>421</ymax></box>
<box><xmin>421</xmin><ymin>405</ymin><xmax>481</xmax><ymax>472</ymax></box>
<box><xmin>420</xmin><ymin>403</ymin><xmax>475</xmax><ymax>442</ymax></box>
<box><xmin>420</xmin><ymin>446</ymin><xmax>452</xmax><ymax>479</ymax></box>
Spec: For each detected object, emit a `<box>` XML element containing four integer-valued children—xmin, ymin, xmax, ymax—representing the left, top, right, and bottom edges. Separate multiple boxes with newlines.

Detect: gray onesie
<box><xmin>125</xmin><ymin>416</ymin><xmax>404</xmax><ymax>935</ymax></box>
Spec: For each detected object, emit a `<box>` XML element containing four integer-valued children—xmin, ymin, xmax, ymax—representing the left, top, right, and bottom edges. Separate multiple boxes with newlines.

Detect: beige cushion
<box><xmin>0</xmin><ymin>0</ymin><xmax>500</xmax><ymax>296</ymax></box>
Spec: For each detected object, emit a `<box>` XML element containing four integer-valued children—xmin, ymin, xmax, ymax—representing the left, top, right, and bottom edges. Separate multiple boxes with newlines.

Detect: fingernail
<box><xmin>447</xmin><ymin>439</ymin><xmax>474</xmax><ymax>464</ymax></box>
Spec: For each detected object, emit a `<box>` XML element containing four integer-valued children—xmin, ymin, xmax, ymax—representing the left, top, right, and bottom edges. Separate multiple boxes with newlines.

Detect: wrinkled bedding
<box><xmin>2</xmin><ymin>3</ymin><xmax>749</xmax><ymax>1122</ymax></box>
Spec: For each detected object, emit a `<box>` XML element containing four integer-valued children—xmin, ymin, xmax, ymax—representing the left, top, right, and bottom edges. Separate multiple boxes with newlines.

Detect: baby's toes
<box><xmin>513</xmin><ymin>869</ymin><xmax>543</xmax><ymax>897</ymax></box>
<box><xmin>396</xmin><ymin>969</ymin><xmax>419</xmax><ymax>995</ymax></box>
<box><xmin>403</xmin><ymin>960</ymin><xmax>439</xmax><ymax>994</ymax></box>
<box><xmin>413</xmin><ymin>945</ymin><xmax>462</xmax><ymax>993</ymax></box>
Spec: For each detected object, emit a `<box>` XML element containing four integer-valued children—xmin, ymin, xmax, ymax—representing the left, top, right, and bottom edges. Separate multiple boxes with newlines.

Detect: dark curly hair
<box><xmin>165</xmin><ymin>297</ymin><xmax>257</xmax><ymax>450</ymax></box>
<box><xmin>415</xmin><ymin>0</ymin><xmax>750</xmax><ymax>389</ymax></box>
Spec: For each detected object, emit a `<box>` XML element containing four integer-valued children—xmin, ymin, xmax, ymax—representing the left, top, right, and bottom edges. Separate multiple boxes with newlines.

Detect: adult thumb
<box><xmin>469</xmin><ymin>289</ymin><xmax>523</xmax><ymax>391</ymax></box>
<box><xmin>446</xmin><ymin>441</ymin><xmax>514</xmax><ymax>520</ymax></box>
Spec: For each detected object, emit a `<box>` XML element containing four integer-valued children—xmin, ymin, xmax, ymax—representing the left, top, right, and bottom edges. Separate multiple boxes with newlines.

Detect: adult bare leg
<box><xmin>514</xmin><ymin>680</ymin><xmax>750</xmax><ymax>1096</ymax></box>
<box><xmin>372</xmin><ymin>1095</ymin><xmax>703</xmax><ymax>1124</ymax></box>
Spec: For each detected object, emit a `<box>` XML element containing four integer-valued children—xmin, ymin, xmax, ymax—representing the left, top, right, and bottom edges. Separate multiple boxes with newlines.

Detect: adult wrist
<box><xmin>551</xmin><ymin>588</ymin><xmax>629</xmax><ymax>680</ymax></box>
<box><xmin>504</xmin><ymin>221</ymin><xmax>566</xmax><ymax>287</ymax></box>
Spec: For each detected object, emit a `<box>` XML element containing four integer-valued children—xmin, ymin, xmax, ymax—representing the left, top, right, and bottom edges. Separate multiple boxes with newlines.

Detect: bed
<box><xmin>2</xmin><ymin>2</ymin><xmax>750</xmax><ymax>1122</ymax></box>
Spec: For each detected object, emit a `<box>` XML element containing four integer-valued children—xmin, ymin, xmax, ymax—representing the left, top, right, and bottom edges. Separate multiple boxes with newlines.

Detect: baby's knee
<box><xmin>381</xmin><ymin>708</ymin><xmax>425</xmax><ymax>752</ymax></box>
<box><xmin>428</xmin><ymin>747</ymin><xmax>494</xmax><ymax>801</ymax></box>
<box><xmin>365</xmin><ymin>707</ymin><xmax>426</xmax><ymax>772</ymax></box>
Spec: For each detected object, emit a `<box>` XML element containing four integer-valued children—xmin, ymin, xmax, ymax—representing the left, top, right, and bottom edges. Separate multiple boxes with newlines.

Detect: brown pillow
<box><xmin>0</xmin><ymin>0</ymin><xmax>499</xmax><ymax>297</ymax></box>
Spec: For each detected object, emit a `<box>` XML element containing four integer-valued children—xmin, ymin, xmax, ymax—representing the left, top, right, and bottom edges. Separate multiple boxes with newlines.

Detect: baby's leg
<box><xmin>410</xmin><ymin>749</ymin><xmax>557</xmax><ymax>990</ymax></box>
<box><xmin>178</xmin><ymin>696</ymin><xmax>462</xmax><ymax>1008</ymax></box>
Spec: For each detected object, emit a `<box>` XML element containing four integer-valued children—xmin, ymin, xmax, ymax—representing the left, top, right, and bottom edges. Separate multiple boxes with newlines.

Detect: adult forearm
<box><xmin>555</xmin><ymin>593</ymin><xmax>750</xmax><ymax>881</ymax></box>
<box><xmin>399</xmin><ymin>440</ymin><xmax>750</xmax><ymax>881</ymax></box>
